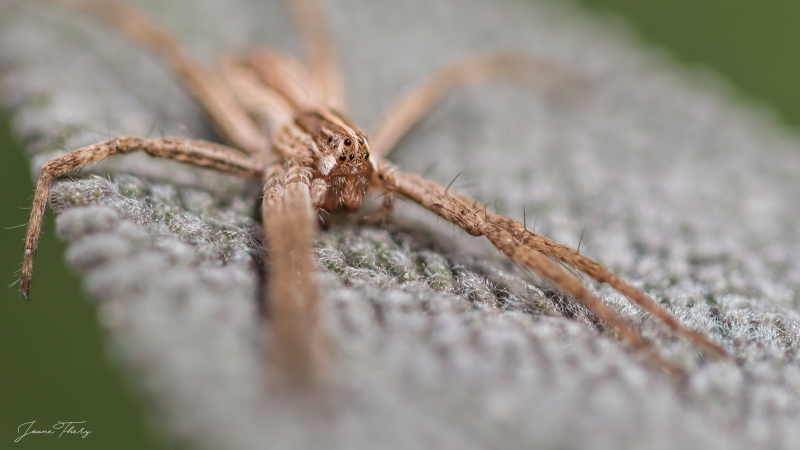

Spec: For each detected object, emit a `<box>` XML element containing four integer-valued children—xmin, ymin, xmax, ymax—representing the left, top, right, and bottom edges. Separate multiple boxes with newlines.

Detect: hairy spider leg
<box><xmin>475</xmin><ymin>205</ymin><xmax>727</xmax><ymax>356</ymax></box>
<box><xmin>391</xmin><ymin>170</ymin><xmax>686</xmax><ymax>376</ymax></box>
<box><xmin>21</xmin><ymin>137</ymin><xmax>267</xmax><ymax>299</ymax></box>
<box><xmin>370</xmin><ymin>52</ymin><xmax>582</xmax><ymax>158</ymax></box>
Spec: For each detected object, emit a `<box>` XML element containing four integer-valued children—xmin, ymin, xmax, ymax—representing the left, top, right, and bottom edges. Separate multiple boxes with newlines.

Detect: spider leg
<box><xmin>50</xmin><ymin>0</ymin><xmax>267</xmax><ymax>154</ymax></box>
<box><xmin>392</xmin><ymin>169</ymin><xmax>728</xmax><ymax>376</ymax></box>
<box><xmin>220</xmin><ymin>57</ymin><xmax>297</xmax><ymax>134</ymax></box>
<box><xmin>262</xmin><ymin>165</ymin><xmax>329</xmax><ymax>387</ymax></box>
<box><xmin>370</xmin><ymin>52</ymin><xmax>582</xmax><ymax>158</ymax></box>
<box><xmin>225</xmin><ymin>50</ymin><xmax>325</xmax><ymax>114</ymax></box>
<box><xmin>21</xmin><ymin>137</ymin><xmax>266</xmax><ymax>299</ymax></box>
<box><xmin>472</xmin><ymin>205</ymin><xmax>728</xmax><ymax>356</ymax></box>
<box><xmin>285</xmin><ymin>0</ymin><xmax>348</xmax><ymax>112</ymax></box>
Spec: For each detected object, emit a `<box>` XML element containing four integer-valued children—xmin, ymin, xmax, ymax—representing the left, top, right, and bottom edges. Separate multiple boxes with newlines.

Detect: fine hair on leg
<box><xmin>21</xmin><ymin>136</ymin><xmax>266</xmax><ymax>299</ymax></box>
<box><xmin>389</xmin><ymin>169</ymin><xmax>726</xmax><ymax>375</ymax></box>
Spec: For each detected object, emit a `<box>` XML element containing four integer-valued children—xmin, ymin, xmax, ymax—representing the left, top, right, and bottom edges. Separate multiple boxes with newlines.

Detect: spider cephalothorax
<box><xmin>294</xmin><ymin>109</ymin><xmax>373</xmax><ymax>211</ymax></box>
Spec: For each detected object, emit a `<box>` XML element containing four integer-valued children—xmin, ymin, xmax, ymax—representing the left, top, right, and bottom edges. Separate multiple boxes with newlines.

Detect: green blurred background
<box><xmin>1</xmin><ymin>0</ymin><xmax>799</xmax><ymax>448</ymax></box>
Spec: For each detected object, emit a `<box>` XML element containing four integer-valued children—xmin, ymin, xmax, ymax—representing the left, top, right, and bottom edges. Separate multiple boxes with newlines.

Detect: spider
<box><xmin>20</xmin><ymin>0</ymin><xmax>726</xmax><ymax>384</ymax></box>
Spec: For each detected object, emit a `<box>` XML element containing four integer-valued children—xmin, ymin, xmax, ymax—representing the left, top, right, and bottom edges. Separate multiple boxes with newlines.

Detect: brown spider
<box><xmin>21</xmin><ymin>0</ymin><xmax>726</xmax><ymax>384</ymax></box>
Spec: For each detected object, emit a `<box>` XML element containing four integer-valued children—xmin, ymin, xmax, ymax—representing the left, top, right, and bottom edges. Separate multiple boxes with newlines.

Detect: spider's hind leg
<box><xmin>392</xmin><ymin>169</ymin><xmax>689</xmax><ymax>377</ymax></box>
<box><xmin>51</xmin><ymin>0</ymin><xmax>267</xmax><ymax>154</ymax></box>
<box><xmin>285</xmin><ymin>0</ymin><xmax>348</xmax><ymax>112</ymax></box>
<box><xmin>370</xmin><ymin>52</ymin><xmax>583</xmax><ymax>159</ymax></box>
<box><xmin>477</xmin><ymin>209</ymin><xmax>728</xmax><ymax>358</ymax></box>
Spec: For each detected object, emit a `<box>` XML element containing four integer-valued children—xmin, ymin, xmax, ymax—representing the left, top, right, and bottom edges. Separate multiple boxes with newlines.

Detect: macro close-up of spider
<box><xmin>2</xmin><ymin>0</ymin><xmax>800</xmax><ymax>449</ymax></box>
<box><xmin>18</xmin><ymin>0</ymin><xmax>726</xmax><ymax>380</ymax></box>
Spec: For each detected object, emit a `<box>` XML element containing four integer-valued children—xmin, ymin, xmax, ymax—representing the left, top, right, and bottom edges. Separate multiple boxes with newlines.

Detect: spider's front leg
<box><xmin>262</xmin><ymin>165</ymin><xmax>331</xmax><ymax>388</ymax></box>
<box><xmin>20</xmin><ymin>137</ymin><xmax>266</xmax><ymax>299</ymax></box>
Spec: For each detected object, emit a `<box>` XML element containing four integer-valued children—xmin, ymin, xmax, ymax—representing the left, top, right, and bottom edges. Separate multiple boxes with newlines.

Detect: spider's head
<box><xmin>295</xmin><ymin>109</ymin><xmax>373</xmax><ymax>212</ymax></box>
<box><xmin>295</xmin><ymin>109</ymin><xmax>372</xmax><ymax>178</ymax></box>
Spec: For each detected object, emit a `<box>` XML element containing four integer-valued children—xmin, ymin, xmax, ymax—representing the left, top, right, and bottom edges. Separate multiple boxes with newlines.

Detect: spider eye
<box><xmin>344</xmin><ymin>138</ymin><xmax>352</xmax><ymax>147</ymax></box>
<box><xmin>339</xmin><ymin>155</ymin><xmax>347</xmax><ymax>162</ymax></box>
<box><xmin>364</xmin><ymin>151</ymin><xmax>370</xmax><ymax>159</ymax></box>
<box><xmin>358</xmin><ymin>137</ymin><xmax>365</xmax><ymax>145</ymax></box>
